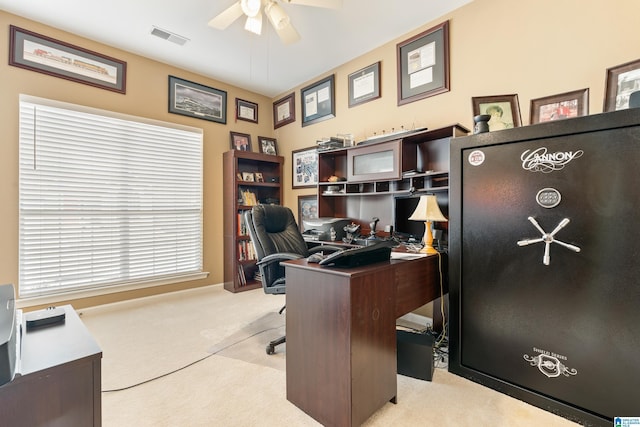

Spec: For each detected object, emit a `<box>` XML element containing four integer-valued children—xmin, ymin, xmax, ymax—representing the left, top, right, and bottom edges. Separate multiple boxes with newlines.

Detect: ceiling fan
<box><xmin>208</xmin><ymin>0</ymin><xmax>341</xmax><ymax>45</ymax></box>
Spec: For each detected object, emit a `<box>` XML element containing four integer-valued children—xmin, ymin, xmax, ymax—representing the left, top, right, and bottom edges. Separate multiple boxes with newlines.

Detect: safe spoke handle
<box><xmin>517</xmin><ymin>217</ymin><xmax>581</xmax><ymax>265</ymax></box>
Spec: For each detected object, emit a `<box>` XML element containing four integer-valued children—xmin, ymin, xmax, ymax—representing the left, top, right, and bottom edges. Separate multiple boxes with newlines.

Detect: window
<box><xmin>19</xmin><ymin>95</ymin><xmax>203</xmax><ymax>298</ymax></box>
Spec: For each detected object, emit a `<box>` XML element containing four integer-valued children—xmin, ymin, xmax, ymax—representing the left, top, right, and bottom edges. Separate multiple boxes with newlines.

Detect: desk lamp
<box><xmin>408</xmin><ymin>194</ymin><xmax>447</xmax><ymax>254</ymax></box>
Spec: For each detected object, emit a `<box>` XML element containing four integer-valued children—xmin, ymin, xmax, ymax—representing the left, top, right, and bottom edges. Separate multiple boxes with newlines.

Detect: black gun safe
<box><xmin>449</xmin><ymin>108</ymin><xmax>640</xmax><ymax>426</ymax></box>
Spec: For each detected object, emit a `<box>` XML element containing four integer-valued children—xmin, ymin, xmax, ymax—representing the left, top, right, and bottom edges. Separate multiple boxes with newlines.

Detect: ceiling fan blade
<box><xmin>208</xmin><ymin>1</ymin><xmax>244</xmax><ymax>30</ymax></box>
<box><xmin>275</xmin><ymin>22</ymin><xmax>301</xmax><ymax>45</ymax></box>
<box><xmin>283</xmin><ymin>0</ymin><xmax>341</xmax><ymax>9</ymax></box>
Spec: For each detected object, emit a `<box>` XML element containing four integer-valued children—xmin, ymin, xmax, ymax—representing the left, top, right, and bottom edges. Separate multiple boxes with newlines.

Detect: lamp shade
<box><xmin>408</xmin><ymin>195</ymin><xmax>448</xmax><ymax>222</ymax></box>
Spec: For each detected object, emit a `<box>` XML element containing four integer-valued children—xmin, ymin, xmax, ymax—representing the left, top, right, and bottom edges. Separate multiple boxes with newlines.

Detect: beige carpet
<box><xmin>208</xmin><ymin>311</ymin><xmax>286</xmax><ymax>371</ymax></box>
<box><xmin>79</xmin><ymin>284</ymin><xmax>578</xmax><ymax>427</ymax></box>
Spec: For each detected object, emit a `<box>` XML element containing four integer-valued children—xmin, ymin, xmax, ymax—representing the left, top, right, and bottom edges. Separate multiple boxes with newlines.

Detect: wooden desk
<box><xmin>0</xmin><ymin>305</ymin><xmax>102</xmax><ymax>426</ymax></box>
<box><xmin>284</xmin><ymin>254</ymin><xmax>440</xmax><ymax>427</ymax></box>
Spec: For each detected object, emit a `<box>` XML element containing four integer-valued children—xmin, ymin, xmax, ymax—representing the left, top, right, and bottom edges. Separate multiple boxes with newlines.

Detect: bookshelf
<box><xmin>223</xmin><ymin>150</ymin><xmax>284</xmax><ymax>292</ymax></box>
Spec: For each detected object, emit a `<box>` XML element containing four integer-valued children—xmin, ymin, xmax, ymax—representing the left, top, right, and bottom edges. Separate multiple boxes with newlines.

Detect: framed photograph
<box><xmin>530</xmin><ymin>88</ymin><xmax>589</xmax><ymax>124</ymax></box>
<box><xmin>273</xmin><ymin>92</ymin><xmax>295</xmax><ymax>129</ymax></box>
<box><xmin>397</xmin><ymin>20</ymin><xmax>449</xmax><ymax>106</ymax></box>
<box><xmin>301</xmin><ymin>75</ymin><xmax>335</xmax><ymax>127</ymax></box>
<box><xmin>292</xmin><ymin>146</ymin><xmax>318</xmax><ymax>188</ymax></box>
<box><xmin>298</xmin><ymin>195</ymin><xmax>318</xmax><ymax>232</ymax></box>
<box><xmin>258</xmin><ymin>136</ymin><xmax>278</xmax><ymax>155</ymax></box>
<box><xmin>9</xmin><ymin>25</ymin><xmax>126</xmax><ymax>94</ymax></box>
<box><xmin>255</xmin><ymin>172</ymin><xmax>264</xmax><ymax>183</ymax></box>
<box><xmin>230</xmin><ymin>131</ymin><xmax>252</xmax><ymax>151</ymax></box>
<box><xmin>348</xmin><ymin>61</ymin><xmax>381</xmax><ymax>107</ymax></box>
<box><xmin>472</xmin><ymin>94</ymin><xmax>522</xmax><ymax>131</ymax></box>
<box><xmin>168</xmin><ymin>75</ymin><xmax>227</xmax><ymax>124</ymax></box>
<box><xmin>236</xmin><ymin>98</ymin><xmax>258</xmax><ymax>123</ymax></box>
<box><xmin>604</xmin><ymin>58</ymin><xmax>640</xmax><ymax>111</ymax></box>
<box><xmin>242</xmin><ymin>172</ymin><xmax>254</xmax><ymax>182</ymax></box>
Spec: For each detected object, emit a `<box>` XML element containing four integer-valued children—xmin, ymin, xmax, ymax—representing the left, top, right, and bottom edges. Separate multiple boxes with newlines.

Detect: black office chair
<box><xmin>244</xmin><ymin>204</ymin><xmax>341</xmax><ymax>354</ymax></box>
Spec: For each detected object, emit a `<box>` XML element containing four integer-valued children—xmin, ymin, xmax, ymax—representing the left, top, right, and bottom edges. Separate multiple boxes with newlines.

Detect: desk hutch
<box><xmin>315</xmin><ymin>125</ymin><xmax>469</xmax><ymax>236</ymax></box>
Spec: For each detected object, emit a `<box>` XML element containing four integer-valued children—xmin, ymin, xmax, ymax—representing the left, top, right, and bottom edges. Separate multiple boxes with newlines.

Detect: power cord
<box><xmin>432</xmin><ymin>251</ymin><xmax>449</xmax><ymax>369</ymax></box>
<box><xmin>111</xmin><ymin>250</ymin><xmax>450</xmax><ymax>392</ymax></box>
<box><xmin>395</xmin><ymin>251</ymin><xmax>450</xmax><ymax>371</ymax></box>
<box><xmin>101</xmin><ymin>325</ymin><xmax>282</xmax><ymax>393</ymax></box>
<box><xmin>435</xmin><ymin>251</ymin><xmax>448</xmax><ymax>348</ymax></box>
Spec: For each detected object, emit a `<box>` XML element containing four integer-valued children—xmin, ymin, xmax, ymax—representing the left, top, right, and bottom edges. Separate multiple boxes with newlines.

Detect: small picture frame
<box><xmin>169</xmin><ymin>75</ymin><xmax>227</xmax><ymax>124</ymax></box>
<box><xmin>397</xmin><ymin>21</ymin><xmax>450</xmax><ymax>106</ymax></box>
<box><xmin>292</xmin><ymin>146</ymin><xmax>318</xmax><ymax>188</ymax></box>
<box><xmin>242</xmin><ymin>172</ymin><xmax>254</xmax><ymax>182</ymax></box>
<box><xmin>604</xmin><ymin>58</ymin><xmax>640</xmax><ymax>112</ymax></box>
<box><xmin>254</xmin><ymin>172</ymin><xmax>264</xmax><ymax>183</ymax></box>
<box><xmin>273</xmin><ymin>92</ymin><xmax>295</xmax><ymax>129</ymax></box>
<box><xmin>472</xmin><ymin>94</ymin><xmax>522</xmax><ymax>131</ymax></box>
<box><xmin>297</xmin><ymin>195</ymin><xmax>318</xmax><ymax>232</ymax></box>
<box><xmin>348</xmin><ymin>61</ymin><xmax>381</xmax><ymax>108</ymax></box>
<box><xmin>258</xmin><ymin>136</ymin><xmax>278</xmax><ymax>155</ymax></box>
<box><xmin>9</xmin><ymin>25</ymin><xmax>127</xmax><ymax>94</ymax></box>
<box><xmin>236</xmin><ymin>98</ymin><xmax>258</xmax><ymax>123</ymax></box>
<box><xmin>530</xmin><ymin>88</ymin><xmax>589</xmax><ymax>124</ymax></box>
<box><xmin>301</xmin><ymin>75</ymin><xmax>335</xmax><ymax>127</ymax></box>
<box><xmin>230</xmin><ymin>131</ymin><xmax>252</xmax><ymax>151</ymax></box>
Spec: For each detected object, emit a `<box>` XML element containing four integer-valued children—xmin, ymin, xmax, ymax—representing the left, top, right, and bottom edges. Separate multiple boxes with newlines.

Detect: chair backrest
<box><xmin>244</xmin><ymin>204</ymin><xmax>309</xmax><ymax>294</ymax></box>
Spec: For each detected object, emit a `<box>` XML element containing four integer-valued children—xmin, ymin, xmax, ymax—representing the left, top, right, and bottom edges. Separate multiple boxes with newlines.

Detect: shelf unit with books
<box><xmin>223</xmin><ymin>150</ymin><xmax>284</xmax><ymax>292</ymax></box>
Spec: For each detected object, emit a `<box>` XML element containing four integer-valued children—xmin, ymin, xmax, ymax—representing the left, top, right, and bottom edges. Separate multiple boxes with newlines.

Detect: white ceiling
<box><xmin>1</xmin><ymin>0</ymin><xmax>472</xmax><ymax>98</ymax></box>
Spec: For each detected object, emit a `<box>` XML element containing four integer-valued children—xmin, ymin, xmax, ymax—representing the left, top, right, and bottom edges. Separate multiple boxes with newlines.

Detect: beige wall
<box><xmin>1</xmin><ymin>0</ymin><xmax>637</xmax><ymax>309</ymax></box>
<box><xmin>276</xmin><ymin>0</ymin><xmax>638</xmax><ymax>208</ymax></box>
<box><xmin>0</xmin><ymin>11</ymin><xmax>276</xmax><ymax>309</ymax></box>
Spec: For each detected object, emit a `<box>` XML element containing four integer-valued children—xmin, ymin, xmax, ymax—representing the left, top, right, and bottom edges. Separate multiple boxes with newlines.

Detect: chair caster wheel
<box><xmin>266</xmin><ymin>344</ymin><xmax>275</xmax><ymax>355</ymax></box>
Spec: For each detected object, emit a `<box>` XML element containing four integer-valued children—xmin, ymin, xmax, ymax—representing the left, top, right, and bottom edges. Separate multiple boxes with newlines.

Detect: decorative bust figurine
<box><xmin>473</xmin><ymin>114</ymin><xmax>491</xmax><ymax>134</ymax></box>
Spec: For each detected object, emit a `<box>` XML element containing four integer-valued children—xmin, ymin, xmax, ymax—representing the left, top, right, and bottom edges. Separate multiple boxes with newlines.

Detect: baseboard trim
<box><xmin>16</xmin><ymin>272</ymin><xmax>210</xmax><ymax>309</ymax></box>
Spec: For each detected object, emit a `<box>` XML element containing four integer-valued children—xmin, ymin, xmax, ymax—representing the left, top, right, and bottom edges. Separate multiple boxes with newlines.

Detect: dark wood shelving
<box><xmin>223</xmin><ymin>150</ymin><xmax>284</xmax><ymax>293</ymax></box>
<box><xmin>317</xmin><ymin>124</ymin><xmax>469</xmax><ymax>234</ymax></box>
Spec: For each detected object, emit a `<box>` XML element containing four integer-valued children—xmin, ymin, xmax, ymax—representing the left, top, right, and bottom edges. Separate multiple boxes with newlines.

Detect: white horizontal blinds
<box><xmin>19</xmin><ymin>97</ymin><xmax>203</xmax><ymax>297</ymax></box>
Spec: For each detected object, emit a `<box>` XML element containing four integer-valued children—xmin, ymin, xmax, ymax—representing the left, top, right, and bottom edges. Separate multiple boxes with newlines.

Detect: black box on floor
<box><xmin>396</xmin><ymin>330</ymin><xmax>434</xmax><ymax>381</ymax></box>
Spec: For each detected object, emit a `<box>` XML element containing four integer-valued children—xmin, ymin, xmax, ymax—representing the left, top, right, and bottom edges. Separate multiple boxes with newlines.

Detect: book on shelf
<box><xmin>237</xmin><ymin>264</ymin><xmax>246</xmax><ymax>286</ymax></box>
<box><xmin>237</xmin><ymin>240</ymin><xmax>256</xmax><ymax>261</ymax></box>
<box><xmin>239</xmin><ymin>187</ymin><xmax>258</xmax><ymax>206</ymax></box>
<box><xmin>237</xmin><ymin>212</ymin><xmax>249</xmax><ymax>236</ymax></box>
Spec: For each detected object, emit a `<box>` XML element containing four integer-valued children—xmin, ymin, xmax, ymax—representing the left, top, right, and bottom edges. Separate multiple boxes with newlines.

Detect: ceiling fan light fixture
<box><xmin>244</xmin><ymin>13</ymin><xmax>263</xmax><ymax>35</ymax></box>
<box><xmin>240</xmin><ymin>0</ymin><xmax>262</xmax><ymax>17</ymax></box>
<box><xmin>265</xmin><ymin>1</ymin><xmax>290</xmax><ymax>30</ymax></box>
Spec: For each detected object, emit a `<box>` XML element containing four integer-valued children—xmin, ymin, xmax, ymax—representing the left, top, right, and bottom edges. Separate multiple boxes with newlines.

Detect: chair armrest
<box><xmin>257</xmin><ymin>252</ymin><xmax>304</xmax><ymax>267</ymax></box>
<box><xmin>309</xmin><ymin>245</ymin><xmax>342</xmax><ymax>254</ymax></box>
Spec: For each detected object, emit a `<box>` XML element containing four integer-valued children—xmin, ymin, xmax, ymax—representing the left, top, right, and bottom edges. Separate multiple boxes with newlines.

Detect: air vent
<box><xmin>150</xmin><ymin>26</ymin><xmax>189</xmax><ymax>46</ymax></box>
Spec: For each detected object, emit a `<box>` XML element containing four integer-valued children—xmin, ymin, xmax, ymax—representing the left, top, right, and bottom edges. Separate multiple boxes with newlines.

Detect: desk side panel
<box><xmin>350</xmin><ymin>268</ymin><xmax>396</xmax><ymax>426</ymax></box>
<box><xmin>286</xmin><ymin>267</ymin><xmax>352</xmax><ymax>426</ymax></box>
<box><xmin>0</xmin><ymin>305</ymin><xmax>102</xmax><ymax>427</ymax></box>
<box><xmin>0</xmin><ymin>356</ymin><xmax>100</xmax><ymax>426</ymax></box>
<box><xmin>395</xmin><ymin>256</ymin><xmax>441</xmax><ymax>318</ymax></box>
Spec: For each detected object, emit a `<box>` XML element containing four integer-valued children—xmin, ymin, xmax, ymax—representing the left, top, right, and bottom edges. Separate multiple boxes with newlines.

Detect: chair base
<box><xmin>266</xmin><ymin>335</ymin><xmax>286</xmax><ymax>355</ymax></box>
